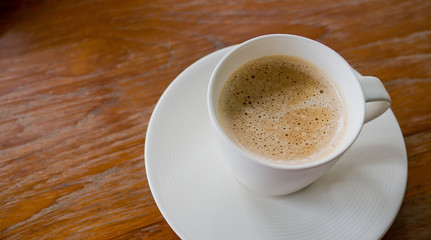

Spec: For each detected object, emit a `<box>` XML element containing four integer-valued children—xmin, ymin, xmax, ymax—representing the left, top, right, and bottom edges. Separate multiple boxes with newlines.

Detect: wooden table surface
<box><xmin>1</xmin><ymin>0</ymin><xmax>430</xmax><ymax>239</ymax></box>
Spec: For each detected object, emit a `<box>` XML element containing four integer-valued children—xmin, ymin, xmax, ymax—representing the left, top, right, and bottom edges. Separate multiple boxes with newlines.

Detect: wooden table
<box><xmin>0</xmin><ymin>0</ymin><xmax>429</xmax><ymax>239</ymax></box>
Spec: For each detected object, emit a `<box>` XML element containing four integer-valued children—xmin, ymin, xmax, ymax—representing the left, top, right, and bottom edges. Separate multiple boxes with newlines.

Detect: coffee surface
<box><xmin>218</xmin><ymin>55</ymin><xmax>346</xmax><ymax>165</ymax></box>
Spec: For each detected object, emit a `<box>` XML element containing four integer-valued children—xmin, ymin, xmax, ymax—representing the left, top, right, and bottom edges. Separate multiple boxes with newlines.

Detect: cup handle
<box><xmin>356</xmin><ymin>73</ymin><xmax>392</xmax><ymax>123</ymax></box>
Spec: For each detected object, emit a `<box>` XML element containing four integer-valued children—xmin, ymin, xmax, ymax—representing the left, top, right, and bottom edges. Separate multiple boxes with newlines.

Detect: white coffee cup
<box><xmin>207</xmin><ymin>34</ymin><xmax>391</xmax><ymax>196</ymax></box>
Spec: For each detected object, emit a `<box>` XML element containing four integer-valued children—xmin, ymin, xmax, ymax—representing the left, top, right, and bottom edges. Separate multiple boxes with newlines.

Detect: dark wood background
<box><xmin>0</xmin><ymin>0</ymin><xmax>430</xmax><ymax>239</ymax></box>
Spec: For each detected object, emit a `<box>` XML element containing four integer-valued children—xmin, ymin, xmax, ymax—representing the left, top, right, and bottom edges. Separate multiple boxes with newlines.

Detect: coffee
<box><xmin>218</xmin><ymin>55</ymin><xmax>346</xmax><ymax>165</ymax></box>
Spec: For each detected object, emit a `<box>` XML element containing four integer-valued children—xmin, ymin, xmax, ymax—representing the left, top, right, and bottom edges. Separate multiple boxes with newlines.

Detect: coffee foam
<box><xmin>218</xmin><ymin>55</ymin><xmax>346</xmax><ymax>165</ymax></box>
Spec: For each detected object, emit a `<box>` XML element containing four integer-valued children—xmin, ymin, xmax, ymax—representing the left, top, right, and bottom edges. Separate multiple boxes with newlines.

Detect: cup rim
<box><xmin>207</xmin><ymin>34</ymin><xmax>364</xmax><ymax>170</ymax></box>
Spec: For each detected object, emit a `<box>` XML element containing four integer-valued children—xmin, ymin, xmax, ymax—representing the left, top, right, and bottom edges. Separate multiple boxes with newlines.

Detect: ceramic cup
<box><xmin>207</xmin><ymin>34</ymin><xmax>391</xmax><ymax>196</ymax></box>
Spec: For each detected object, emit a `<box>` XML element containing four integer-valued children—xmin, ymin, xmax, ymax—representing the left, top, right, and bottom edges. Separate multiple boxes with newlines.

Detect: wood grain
<box><xmin>0</xmin><ymin>0</ymin><xmax>430</xmax><ymax>239</ymax></box>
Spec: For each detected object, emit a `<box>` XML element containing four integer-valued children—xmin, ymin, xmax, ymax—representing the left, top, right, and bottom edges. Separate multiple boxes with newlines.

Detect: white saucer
<box><xmin>145</xmin><ymin>47</ymin><xmax>407</xmax><ymax>240</ymax></box>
